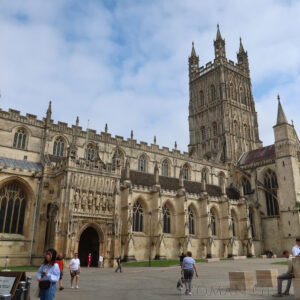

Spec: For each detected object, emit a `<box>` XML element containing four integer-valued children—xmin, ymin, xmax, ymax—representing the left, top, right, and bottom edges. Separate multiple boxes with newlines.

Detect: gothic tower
<box><xmin>188</xmin><ymin>25</ymin><xmax>262</xmax><ymax>162</ymax></box>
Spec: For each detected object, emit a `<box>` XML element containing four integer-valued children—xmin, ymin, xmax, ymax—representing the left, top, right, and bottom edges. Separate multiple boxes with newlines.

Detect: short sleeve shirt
<box><xmin>70</xmin><ymin>258</ymin><xmax>80</xmax><ymax>271</ymax></box>
<box><xmin>183</xmin><ymin>257</ymin><xmax>195</xmax><ymax>270</ymax></box>
<box><xmin>292</xmin><ymin>245</ymin><xmax>300</xmax><ymax>257</ymax></box>
<box><xmin>99</xmin><ymin>256</ymin><xmax>103</xmax><ymax>262</ymax></box>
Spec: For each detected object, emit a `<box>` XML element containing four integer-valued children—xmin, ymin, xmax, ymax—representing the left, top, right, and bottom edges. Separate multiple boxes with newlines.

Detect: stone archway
<box><xmin>78</xmin><ymin>227</ymin><xmax>100</xmax><ymax>267</ymax></box>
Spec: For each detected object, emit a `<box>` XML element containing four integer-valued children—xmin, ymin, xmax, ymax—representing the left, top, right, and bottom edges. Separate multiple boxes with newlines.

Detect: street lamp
<box><xmin>149</xmin><ymin>211</ymin><xmax>152</xmax><ymax>267</ymax></box>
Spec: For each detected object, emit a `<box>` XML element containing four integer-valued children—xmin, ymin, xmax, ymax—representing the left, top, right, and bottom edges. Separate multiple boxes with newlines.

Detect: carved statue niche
<box><xmin>108</xmin><ymin>196</ymin><xmax>114</xmax><ymax>212</ymax></box>
<box><xmin>81</xmin><ymin>192</ymin><xmax>87</xmax><ymax>209</ymax></box>
<box><xmin>95</xmin><ymin>193</ymin><xmax>101</xmax><ymax>211</ymax></box>
<box><xmin>74</xmin><ymin>190</ymin><xmax>80</xmax><ymax>209</ymax></box>
<box><xmin>102</xmin><ymin>195</ymin><xmax>107</xmax><ymax>212</ymax></box>
<box><xmin>88</xmin><ymin>191</ymin><xmax>93</xmax><ymax>209</ymax></box>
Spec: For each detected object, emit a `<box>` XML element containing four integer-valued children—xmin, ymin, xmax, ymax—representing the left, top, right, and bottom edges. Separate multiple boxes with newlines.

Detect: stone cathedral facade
<box><xmin>0</xmin><ymin>27</ymin><xmax>300</xmax><ymax>267</ymax></box>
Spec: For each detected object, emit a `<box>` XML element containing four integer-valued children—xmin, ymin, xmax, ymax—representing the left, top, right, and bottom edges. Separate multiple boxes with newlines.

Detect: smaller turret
<box><xmin>189</xmin><ymin>42</ymin><xmax>199</xmax><ymax>77</ymax></box>
<box><xmin>214</xmin><ymin>24</ymin><xmax>226</xmax><ymax>60</ymax></box>
<box><xmin>46</xmin><ymin>101</ymin><xmax>52</xmax><ymax>122</ymax></box>
<box><xmin>237</xmin><ymin>37</ymin><xmax>249</xmax><ymax>73</ymax></box>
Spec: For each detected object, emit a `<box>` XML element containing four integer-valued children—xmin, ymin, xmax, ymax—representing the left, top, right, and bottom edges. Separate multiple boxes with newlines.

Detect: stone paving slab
<box><xmin>28</xmin><ymin>258</ymin><xmax>294</xmax><ymax>299</ymax></box>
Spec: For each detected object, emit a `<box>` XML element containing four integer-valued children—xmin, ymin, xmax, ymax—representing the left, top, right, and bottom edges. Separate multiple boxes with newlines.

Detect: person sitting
<box><xmin>272</xmin><ymin>250</ymin><xmax>293</xmax><ymax>297</ymax></box>
<box><xmin>292</xmin><ymin>236</ymin><xmax>300</xmax><ymax>257</ymax></box>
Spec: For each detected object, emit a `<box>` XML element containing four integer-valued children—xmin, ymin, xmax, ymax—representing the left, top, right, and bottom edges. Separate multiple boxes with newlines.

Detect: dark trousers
<box><xmin>115</xmin><ymin>264</ymin><xmax>122</xmax><ymax>273</ymax></box>
<box><xmin>183</xmin><ymin>269</ymin><xmax>194</xmax><ymax>293</ymax></box>
<box><xmin>277</xmin><ymin>273</ymin><xmax>293</xmax><ymax>294</ymax></box>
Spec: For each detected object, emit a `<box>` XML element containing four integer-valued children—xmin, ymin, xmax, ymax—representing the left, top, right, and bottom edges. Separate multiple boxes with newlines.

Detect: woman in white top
<box><xmin>37</xmin><ymin>248</ymin><xmax>60</xmax><ymax>300</ymax></box>
<box><xmin>181</xmin><ymin>251</ymin><xmax>198</xmax><ymax>295</ymax></box>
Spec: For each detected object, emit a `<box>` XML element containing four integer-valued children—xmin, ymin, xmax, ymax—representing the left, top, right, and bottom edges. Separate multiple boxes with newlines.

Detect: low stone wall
<box><xmin>293</xmin><ymin>257</ymin><xmax>300</xmax><ymax>300</ymax></box>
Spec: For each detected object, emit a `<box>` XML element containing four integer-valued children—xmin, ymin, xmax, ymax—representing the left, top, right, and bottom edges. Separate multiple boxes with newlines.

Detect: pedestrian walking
<box><xmin>115</xmin><ymin>256</ymin><xmax>122</xmax><ymax>273</ymax></box>
<box><xmin>69</xmin><ymin>253</ymin><xmax>81</xmax><ymax>289</ymax></box>
<box><xmin>181</xmin><ymin>251</ymin><xmax>198</xmax><ymax>296</ymax></box>
<box><xmin>37</xmin><ymin>248</ymin><xmax>60</xmax><ymax>300</ymax></box>
<box><xmin>99</xmin><ymin>255</ymin><xmax>104</xmax><ymax>268</ymax></box>
<box><xmin>179</xmin><ymin>253</ymin><xmax>185</xmax><ymax>267</ymax></box>
<box><xmin>55</xmin><ymin>253</ymin><xmax>64</xmax><ymax>291</ymax></box>
<box><xmin>87</xmin><ymin>253</ymin><xmax>92</xmax><ymax>268</ymax></box>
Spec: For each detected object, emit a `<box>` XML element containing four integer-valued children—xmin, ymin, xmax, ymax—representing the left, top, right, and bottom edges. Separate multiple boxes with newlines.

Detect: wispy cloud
<box><xmin>0</xmin><ymin>0</ymin><xmax>299</xmax><ymax>150</ymax></box>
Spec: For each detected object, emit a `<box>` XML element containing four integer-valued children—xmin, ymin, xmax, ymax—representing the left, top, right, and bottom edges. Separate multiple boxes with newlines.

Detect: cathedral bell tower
<box><xmin>188</xmin><ymin>25</ymin><xmax>262</xmax><ymax>162</ymax></box>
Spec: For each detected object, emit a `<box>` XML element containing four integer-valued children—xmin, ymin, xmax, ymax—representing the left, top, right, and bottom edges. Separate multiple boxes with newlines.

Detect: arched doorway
<box><xmin>78</xmin><ymin>227</ymin><xmax>99</xmax><ymax>267</ymax></box>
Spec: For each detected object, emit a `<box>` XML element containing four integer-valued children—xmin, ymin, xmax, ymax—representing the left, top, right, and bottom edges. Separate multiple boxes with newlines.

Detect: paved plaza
<box><xmin>29</xmin><ymin>258</ymin><xmax>294</xmax><ymax>299</ymax></box>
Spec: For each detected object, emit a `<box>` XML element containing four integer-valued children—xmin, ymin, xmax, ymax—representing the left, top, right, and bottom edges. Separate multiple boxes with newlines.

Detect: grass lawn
<box><xmin>0</xmin><ymin>266</ymin><xmax>39</xmax><ymax>272</ymax></box>
<box><xmin>123</xmin><ymin>258</ymin><xmax>206</xmax><ymax>267</ymax></box>
<box><xmin>272</xmin><ymin>261</ymin><xmax>288</xmax><ymax>265</ymax></box>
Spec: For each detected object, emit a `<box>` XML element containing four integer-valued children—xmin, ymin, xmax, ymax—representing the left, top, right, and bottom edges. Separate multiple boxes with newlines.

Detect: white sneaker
<box><xmin>71</xmin><ymin>286</ymin><xmax>74</xmax><ymax>289</ymax></box>
<box><xmin>188</xmin><ymin>292</ymin><xmax>192</xmax><ymax>295</ymax></box>
<box><xmin>76</xmin><ymin>285</ymin><xmax>79</xmax><ymax>289</ymax></box>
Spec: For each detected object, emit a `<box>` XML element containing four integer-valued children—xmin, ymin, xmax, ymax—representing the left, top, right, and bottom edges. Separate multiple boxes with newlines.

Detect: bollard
<box><xmin>0</xmin><ymin>295</ymin><xmax>11</xmax><ymax>300</ymax></box>
<box><xmin>24</xmin><ymin>276</ymin><xmax>31</xmax><ymax>300</ymax></box>
<box><xmin>18</xmin><ymin>281</ymin><xmax>27</xmax><ymax>300</ymax></box>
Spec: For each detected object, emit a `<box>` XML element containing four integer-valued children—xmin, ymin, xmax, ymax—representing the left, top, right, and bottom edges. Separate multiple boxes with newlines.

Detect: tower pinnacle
<box><xmin>216</xmin><ymin>24</ymin><xmax>222</xmax><ymax>40</ymax></box>
<box><xmin>276</xmin><ymin>94</ymin><xmax>288</xmax><ymax>125</ymax></box>
<box><xmin>239</xmin><ymin>37</ymin><xmax>245</xmax><ymax>53</ymax></box>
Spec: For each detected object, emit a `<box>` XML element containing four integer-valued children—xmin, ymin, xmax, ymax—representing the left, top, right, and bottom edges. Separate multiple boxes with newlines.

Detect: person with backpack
<box><xmin>115</xmin><ymin>256</ymin><xmax>122</xmax><ymax>273</ymax></box>
<box><xmin>181</xmin><ymin>251</ymin><xmax>198</xmax><ymax>296</ymax></box>
<box><xmin>37</xmin><ymin>248</ymin><xmax>60</xmax><ymax>300</ymax></box>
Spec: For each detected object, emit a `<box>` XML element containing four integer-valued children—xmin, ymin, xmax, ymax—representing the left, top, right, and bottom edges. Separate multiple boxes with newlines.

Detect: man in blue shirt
<box><xmin>292</xmin><ymin>237</ymin><xmax>300</xmax><ymax>257</ymax></box>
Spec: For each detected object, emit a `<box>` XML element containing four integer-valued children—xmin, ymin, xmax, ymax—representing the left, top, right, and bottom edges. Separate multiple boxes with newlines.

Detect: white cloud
<box><xmin>0</xmin><ymin>0</ymin><xmax>300</xmax><ymax>151</ymax></box>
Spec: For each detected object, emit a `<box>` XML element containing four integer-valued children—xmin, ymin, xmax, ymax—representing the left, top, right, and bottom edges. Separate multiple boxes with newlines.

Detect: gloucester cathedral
<box><xmin>0</xmin><ymin>26</ymin><xmax>300</xmax><ymax>267</ymax></box>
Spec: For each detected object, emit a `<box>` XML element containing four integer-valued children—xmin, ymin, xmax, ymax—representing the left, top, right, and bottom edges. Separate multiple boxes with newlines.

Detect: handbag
<box><xmin>39</xmin><ymin>280</ymin><xmax>51</xmax><ymax>289</ymax></box>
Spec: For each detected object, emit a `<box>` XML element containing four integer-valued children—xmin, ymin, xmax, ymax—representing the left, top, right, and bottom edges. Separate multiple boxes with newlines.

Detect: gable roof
<box><xmin>0</xmin><ymin>156</ymin><xmax>43</xmax><ymax>172</ymax></box>
<box><xmin>121</xmin><ymin>170</ymin><xmax>240</xmax><ymax>200</ymax></box>
<box><xmin>238</xmin><ymin>145</ymin><xmax>275</xmax><ymax>165</ymax></box>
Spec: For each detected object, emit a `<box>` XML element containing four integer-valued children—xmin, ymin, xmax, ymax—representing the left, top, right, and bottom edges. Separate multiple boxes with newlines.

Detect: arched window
<box><xmin>249</xmin><ymin>208</ymin><xmax>255</xmax><ymax>238</ymax></box>
<box><xmin>210</xmin><ymin>210</ymin><xmax>217</xmax><ymax>236</ymax></box>
<box><xmin>182</xmin><ymin>164</ymin><xmax>190</xmax><ymax>180</ymax></box>
<box><xmin>201</xmin><ymin>169</ymin><xmax>208</xmax><ymax>183</ymax></box>
<box><xmin>230</xmin><ymin>83</ymin><xmax>236</xmax><ymax>100</ymax></box>
<box><xmin>112</xmin><ymin>149</ymin><xmax>124</xmax><ymax>169</ymax></box>
<box><xmin>233</xmin><ymin>121</ymin><xmax>238</xmax><ymax>136</ymax></box>
<box><xmin>243</xmin><ymin>124</ymin><xmax>248</xmax><ymax>138</ymax></box>
<box><xmin>13</xmin><ymin>129</ymin><xmax>27</xmax><ymax>150</ymax></box>
<box><xmin>162</xmin><ymin>204</ymin><xmax>171</xmax><ymax>233</ymax></box>
<box><xmin>231</xmin><ymin>211</ymin><xmax>237</xmax><ymax>237</ymax></box>
<box><xmin>138</xmin><ymin>155</ymin><xmax>147</xmax><ymax>172</ymax></box>
<box><xmin>200</xmin><ymin>91</ymin><xmax>204</xmax><ymax>106</ymax></box>
<box><xmin>0</xmin><ymin>182</ymin><xmax>26</xmax><ymax>234</ymax></box>
<box><xmin>241</xmin><ymin>177</ymin><xmax>251</xmax><ymax>195</ymax></box>
<box><xmin>86</xmin><ymin>144</ymin><xmax>96</xmax><ymax>161</ymax></box>
<box><xmin>212</xmin><ymin>122</ymin><xmax>218</xmax><ymax>136</ymax></box>
<box><xmin>53</xmin><ymin>137</ymin><xmax>65</xmax><ymax>157</ymax></box>
<box><xmin>240</xmin><ymin>87</ymin><xmax>246</xmax><ymax>104</ymax></box>
<box><xmin>264</xmin><ymin>170</ymin><xmax>279</xmax><ymax>216</ymax></box>
<box><xmin>162</xmin><ymin>160</ymin><xmax>169</xmax><ymax>177</ymax></box>
<box><xmin>201</xmin><ymin>126</ymin><xmax>206</xmax><ymax>141</ymax></box>
<box><xmin>188</xmin><ymin>207</ymin><xmax>195</xmax><ymax>235</ymax></box>
<box><xmin>210</xmin><ymin>84</ymin><xmax>216</xmax><ymax>101</ymax></box>
<box><xmin>132</xmin><ymin>201</ymin><xmax>143</xmax><ymax>232</ymax></box>
<box><xmin>218</xmin><ymin>173</ymin><xmax>225</xmax><ymax>186</ymax></box>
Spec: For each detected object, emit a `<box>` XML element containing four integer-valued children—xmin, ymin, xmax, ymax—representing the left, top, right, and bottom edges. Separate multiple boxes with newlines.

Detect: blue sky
<box><xmin>0</xmin><ymin>0</ymin><xmax>300</xmax><ymax>151</ymax></box>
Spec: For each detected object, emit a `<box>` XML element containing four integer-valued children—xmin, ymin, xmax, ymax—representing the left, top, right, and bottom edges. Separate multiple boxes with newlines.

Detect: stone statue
<box><xmin>74</xmin><ymin>190</ymin><xmax>80</xmax><ymax>209</ymax></box>
<box><xmin>88</xmin><ymin>192</ymin><xmax>93</xmax><ymax>209</ymax></box>
<box><xmin>95</xmin><ymin>194</ymin><xmax>100</xmax><ymax>210</ymax></box>
<box><xmin>81</xmin><ymin>192</ymin><xmax>87</xmax><ymax>209</ymax></box>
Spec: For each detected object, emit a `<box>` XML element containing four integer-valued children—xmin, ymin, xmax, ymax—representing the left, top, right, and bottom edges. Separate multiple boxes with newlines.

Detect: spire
<box><xmin>105</xmin><ymin>123</ymin><xmax>108</xmax><ymax>133</ymax></box>
<box><xmin>191</xmin><ymin>41</ymin><xmax>196</xmax><ymax>57</ymax></box>
<box><xmin>76</xmin><ymin>116</ymin><xmax>79</xmax><ymax>126</ymax></box>
<box><xmin>239</xmin><ymin>37</ymin><xmax>245</xmax><ymax>53</ymax></box>
<box><xmin>46</xmin><ymin>101</ymin><xmax>52</xmax><ymax>120</ymax></box>
<box><xmin>276</xmin><ymin>94</ymin><xmax>288</xmax><ymax>125</ymax></box>
<box><xmin>214</xmin><ymin>24</ymin><xmax>226</xmax><ymax>59</ymax></box>
<box><xmin>216</xmin><ymin>24</ymin><xmax>222</xmax><ymax>40</ymax></box>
